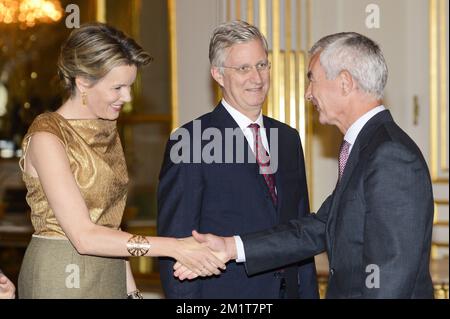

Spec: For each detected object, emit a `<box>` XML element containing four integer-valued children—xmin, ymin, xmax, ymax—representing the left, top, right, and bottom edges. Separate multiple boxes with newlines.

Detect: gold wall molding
<box><xmin>168</xmin><ymin>0</ymin><xmax>179</xmax><ymax>130</ymax></box>
<box><xmin>432</xmin><ymin>199</ymin><xmax>449</xmax><ymax>258</ymax></box>
<box><xmin>96</xmin><ymin>0</ymin><xmax>106</xmax><ymax>22</ymax></box>
<box><xmin>430</xmin><ymin>0</ymin><xmax>449</xmax><ymax>183</ymax></box>
<box><xmin>430</xmin><ymin>0</ymin><xmax>448</xmax><ymax>263</ymax></box>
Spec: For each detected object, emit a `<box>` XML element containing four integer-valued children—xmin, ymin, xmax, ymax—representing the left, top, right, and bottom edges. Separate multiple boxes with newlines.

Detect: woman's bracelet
<box><xmin>127</xmin><ymin>290</ymin><xmax>143</xmax><ymax>299</ymax></box>
<box><xmin>126</xmin><ymin>235</ymin><xmax>151</xmax><ymax>257</ymax></box>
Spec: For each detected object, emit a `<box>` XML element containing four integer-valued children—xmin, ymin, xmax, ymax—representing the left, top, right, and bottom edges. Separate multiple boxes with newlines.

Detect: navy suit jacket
<box><xmin>242</xmin><ymin>110</ymin><xmax>434</xmax><ymax>298</ymax></box>
<box><xmin>157</xmin><ymin>103</ymin><xmax>319</xmax><ymax>299</ymax></box>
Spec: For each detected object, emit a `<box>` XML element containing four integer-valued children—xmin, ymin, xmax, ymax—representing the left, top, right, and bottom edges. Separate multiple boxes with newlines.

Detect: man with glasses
<box><xmin>157</xmin><ymin>20</ymin><xmax>318</xmax><ymax>299</ymax></box>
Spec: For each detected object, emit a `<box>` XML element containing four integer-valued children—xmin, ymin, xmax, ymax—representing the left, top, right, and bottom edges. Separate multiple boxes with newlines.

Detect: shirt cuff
<box><xmin>234</xmin><ymin>236</ymin><xmax>246</xmax><ymax>263</ymax></box>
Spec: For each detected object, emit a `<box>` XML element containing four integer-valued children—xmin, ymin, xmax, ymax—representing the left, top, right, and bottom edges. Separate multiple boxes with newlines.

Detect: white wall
<box><xmin>309</xmin><ymin>0</ymin><xmax>432</xmax><ymax>210</ymax></box>
<box><xmin>174</xmin><ymin>0</ymin><xmax>222</xmax><ymax>126</ymax></box>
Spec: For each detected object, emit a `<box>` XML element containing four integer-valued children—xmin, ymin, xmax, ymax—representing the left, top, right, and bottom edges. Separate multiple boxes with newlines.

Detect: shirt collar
<box><xmin>222</xmin><ymin>99</ymin><xmax>264</xmax><ymax>130</ymax></box>
<box><xmin>344</xmin><ymin>105</ymin><xmax>386</xmax><ymax>145</ymax></box>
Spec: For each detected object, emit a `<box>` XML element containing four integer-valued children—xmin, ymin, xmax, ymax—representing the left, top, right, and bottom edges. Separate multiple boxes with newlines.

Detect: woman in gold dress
<box><xmin>17</xmin><ymin>23</ymin><xmax>225</xmax><ymax>299</ymax></box>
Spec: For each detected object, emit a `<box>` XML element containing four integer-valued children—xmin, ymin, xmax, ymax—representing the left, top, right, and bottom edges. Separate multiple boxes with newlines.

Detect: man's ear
<box><xmin>211</xmin><ymin>67</ymin><xmax>224</xmax><ymax>87</ymax></box>
<box><xmin>74</xmin><ymin>77</ymin><xmax>92</xmax><ymax>94</ymax></box>
<box><xmin>339</xmin><ymin>70</ymin><xmax>354</xmax><ymax>96</ymax></box>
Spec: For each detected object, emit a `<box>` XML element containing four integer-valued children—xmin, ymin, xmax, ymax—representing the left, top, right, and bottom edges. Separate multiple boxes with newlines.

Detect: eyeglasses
<box><xmin>221</xmin><ymin>61</ymin><xmax>271</xmax><ymax>75</ymax></box>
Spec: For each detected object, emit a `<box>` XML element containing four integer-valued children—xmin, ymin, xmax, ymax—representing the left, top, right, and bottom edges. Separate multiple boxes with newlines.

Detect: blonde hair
<box><xmin>58</xmin><ymin>23</ymin><xmax>152</xmax><ymax>96</ymax></box>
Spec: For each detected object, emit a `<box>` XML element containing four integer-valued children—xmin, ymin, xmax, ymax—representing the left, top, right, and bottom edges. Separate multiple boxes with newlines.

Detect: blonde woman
<box><xmin>17</xmin><ymin>23</ymin><xmax>225</xmax><ymax>299</ymax></box>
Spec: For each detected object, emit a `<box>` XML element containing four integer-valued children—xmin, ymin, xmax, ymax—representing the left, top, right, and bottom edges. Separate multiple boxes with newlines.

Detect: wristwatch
<box><xmin>127</xmin><ymin>290</ymin><xmax>144</xmax><ymax>299</ymax></box>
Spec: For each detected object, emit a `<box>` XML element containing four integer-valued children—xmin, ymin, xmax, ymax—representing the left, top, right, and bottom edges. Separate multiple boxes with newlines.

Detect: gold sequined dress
<box><xmin>18</xmin><ymin>112</ymin><xmax>129</xmax><ymax>299</ymax></box>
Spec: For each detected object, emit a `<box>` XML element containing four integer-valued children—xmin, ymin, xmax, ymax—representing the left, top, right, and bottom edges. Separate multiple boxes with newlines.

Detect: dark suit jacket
<box><xmin>157</xmin><ymin>103</ymin><xmax>319</xmax><ymax>299</ymax></box>
<box><xmin>242</xmin><ymin>110</ymin><xmax>434</xmax><ymax>298</ymax></box>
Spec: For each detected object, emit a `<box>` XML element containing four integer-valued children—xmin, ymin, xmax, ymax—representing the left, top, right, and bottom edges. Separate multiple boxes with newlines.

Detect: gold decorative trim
<box><xmin>272</xmin><ymin>0</ymin><xmax>280</xmax><ymax>120</ymax></box>
<box><xmin>247</xmin><ymin>0</ymin><xmax>254</xmax><ymax>24</ymax></box>
<box><xmin>305</xmin><ymin>0</ymin><xmax>313</xmax><ymax>203</ymax></box>
<box><xmin>260</xmin><ymin>0</ymin><xmax>269</xmax><ymax>116</ymax></box>
<box><xmin>439</xmin><ymin>0</ymin><xmax>448</xmax><ymax>172</ymax></box>
<box><xmin>433</xmin><ymin>242</ymin><xmax>450</xmax><ymax>247</ymax></box>
<box><xmin>279</xmin><ymin>52</ymin><xmax>285</xmax><ymax>122</ymax></box>
<box><xmin>430</xmin><ymin>0</ymin><xmax>448</xmax><ymax>182</ymax></box>
<box><xmin>96</xmin><ymin>0</ymin><xmax>106</xmax><ymax>23</ymax></box>
<box><xmin>236</xmin><ymin>0</ymin><xmax>241</xmax><ymax>20</ymax></box>
<box><xmin>434</xmin><ymin>221</ymin><xmax>449</xmax><ymax>226</ymax></box>
<box><xmin>430</xmin><ymin>0</ymin><xmax>438</xmax><ymax>179</ymax></box>
<box><xmin>432</xmin><ymin>196</ymin><xmax>448</xmax><ymax>260</ymax></box>
<box><xmin>259</xmin><ymin>0</ymin><xmax>267</xmax><ymax>46</ymax></box>
<box><xmin>265</xmin><ymin>52</ymin><xmax>273</xmax><ymax>117</ymax></box>
<box><xmin>306</xmin><ymin>0</ymin><xmax>312</xmax><ymax>49</ymax></box>
<box><xmin>289</xmin><ymin>52</ymin><xmax>296</xmax><ymax>129</ymax></box>
<box><xmin>433</xmin><ymin>200</ymin><xmax>448</xmax><ymax>224</ymax></box>
<box><xmin>131</xmin><ymin>0</ymin><xmax>141</xmax><ymax>40</ymax></box>
<box><xmin>168</xmin><ymin>0</ymin><xmax>179</xmax><ymax>130</ymax></box>
<box><xmin>131</xmin><ymin>0</ymin><xmax>142</xmax><ymax>114</ymax></box>
<box><xmin>285</xmin><ymin>0</ymin><xmax>292</xmax><ymax>126</ymax></box>
<box><xmin>297</xmin><ymin>0</ymin><xmax>301</xmax><ymax>51</ymax></box>
<box><xmin>297</xmin><ymin>52</ymin><xmax>305</xmax><ymax>146</ymax></box>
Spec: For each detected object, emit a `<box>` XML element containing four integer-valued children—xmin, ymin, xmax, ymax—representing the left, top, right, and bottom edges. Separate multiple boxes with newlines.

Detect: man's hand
<box><xmin>173</xmin><ymin>230</ymin><xmax>237</xmax><ymax>280</ymax></box>
<box><xmin>172</xmin><ymin>235</ymin><xmax>227</xmax><ymax>277</ymax></box>
<box><xmin>0</xmin><ymin>273</ymin><xmax>16</xmax><ymax>299</ymax></box>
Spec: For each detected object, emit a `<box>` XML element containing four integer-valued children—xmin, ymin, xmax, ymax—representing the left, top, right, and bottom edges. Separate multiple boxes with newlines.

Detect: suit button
<box><xmin>330</xmin><ymin>268</ymin><xmax>335</xmax><ymax>276</ymax></box>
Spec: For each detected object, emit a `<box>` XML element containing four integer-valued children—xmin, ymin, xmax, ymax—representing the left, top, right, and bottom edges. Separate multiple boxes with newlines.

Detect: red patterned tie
<box><xmin>338</xmin><ymin>140</ymin><xmax>351</xmax><ymax>181</ymax></box>
<box><xmin>248</xmin><ymin>124</ymin><xmax>278</xmax><ymax>205</ymax></box>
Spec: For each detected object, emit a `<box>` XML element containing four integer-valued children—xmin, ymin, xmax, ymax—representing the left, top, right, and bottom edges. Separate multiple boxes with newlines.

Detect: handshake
<box><xmin>172</xmin><ymin>231</ymin><xmax>238</xmax><ymax>280</ymax></box>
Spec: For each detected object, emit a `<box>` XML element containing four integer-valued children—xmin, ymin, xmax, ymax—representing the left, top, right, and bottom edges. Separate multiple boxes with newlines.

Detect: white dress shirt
<box><xmin>343</xmin><ymin>105</ymin><xmax>386</xmax><ymax>153</ymax></box>
<box><xmin>221</xmin><ymin>99</ymin><xmax>270</xmax><ymax>154</ymax></box>
<box><xmin>234</xmin><ymin>104</ymin><xmax>387</xmax><ymax>263</ymax></box>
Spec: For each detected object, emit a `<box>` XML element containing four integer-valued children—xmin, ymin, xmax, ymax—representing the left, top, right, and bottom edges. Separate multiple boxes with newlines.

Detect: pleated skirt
<box><xmin>18</xmin><ymin>236</ymin><xmax>126</xmax><ymax>299</ymax></box>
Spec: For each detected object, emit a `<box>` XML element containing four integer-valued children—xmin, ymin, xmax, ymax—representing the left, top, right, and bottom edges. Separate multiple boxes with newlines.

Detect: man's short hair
<box><xmin>309</xmin><ymin>32</ymin><xmax>388</xmax><ymax>99</ymax></box>
<box><xmin>209</xmin><ymin>20</ymin><xmax>268</xmax><ymax>69</ymax></box>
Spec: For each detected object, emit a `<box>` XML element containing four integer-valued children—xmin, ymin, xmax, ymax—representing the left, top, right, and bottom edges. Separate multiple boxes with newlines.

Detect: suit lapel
<box><xmin>212</xmin><ymin>104</ymin><xmax>278</xmax><ymax>215</ymax></box>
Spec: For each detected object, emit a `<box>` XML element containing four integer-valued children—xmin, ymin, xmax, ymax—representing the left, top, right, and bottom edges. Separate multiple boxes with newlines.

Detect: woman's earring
<box><xmin>82</xmin><ymin>92</ymin><xmax>87</xmax><ymax>106</ymax></box>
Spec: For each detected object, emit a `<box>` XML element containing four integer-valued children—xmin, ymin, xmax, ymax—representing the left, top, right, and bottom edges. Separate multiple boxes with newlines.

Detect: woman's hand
<box><xmin>173</xmin><ymin>230</ymin><xmax>235</xmax><ymax>280</ymax></box>
<box><xmin>171</xmin><ymin>236</ymin><xmax>227</xmax><ymax>277</ymax></box>
<box><xmin>0</xmin><ymin>273</ymin><xmax>16</xmax><ymax>299</ymax></box>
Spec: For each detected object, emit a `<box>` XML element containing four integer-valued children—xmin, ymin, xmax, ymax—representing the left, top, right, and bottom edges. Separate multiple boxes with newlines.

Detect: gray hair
<box><xmin>309</xmin><ymin>32</ymin><xmax>388</xmax><ymax>99</ymax></box>
<box><xmin>209</xmin><ymin>20</ymin><xmax>268</xmax><ymax>69</ymax></box>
